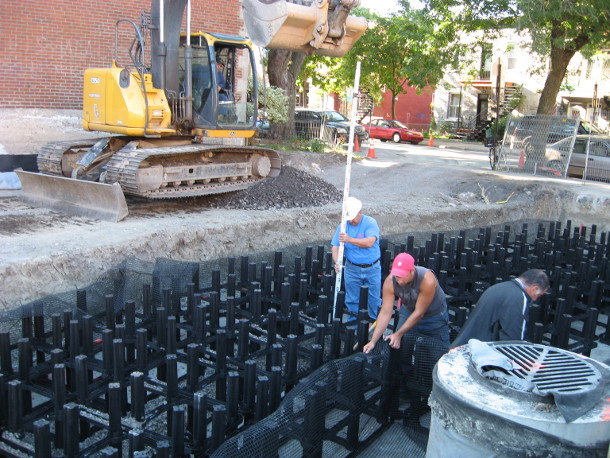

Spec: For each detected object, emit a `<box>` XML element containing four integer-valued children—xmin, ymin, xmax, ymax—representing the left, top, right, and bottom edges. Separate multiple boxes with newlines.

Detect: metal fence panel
<box><xmin>580</xmin><ymin>136</ymin><xmax>610</xmax><ymax>182</ymax></box>
<box><xmin>499</xmin><ymin>114</ymin><xmax>581</xmax><ymax>176</ymax></box>
<box><xmin>295</xmin><ymin>118</ymin><xmax>345</xmax><ymax>145</ymax></box>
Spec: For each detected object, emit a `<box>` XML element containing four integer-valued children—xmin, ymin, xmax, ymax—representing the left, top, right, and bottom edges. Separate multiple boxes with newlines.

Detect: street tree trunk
<box><xmin>536</xmin><ymin>47</ymin><xmax>575</xmax><ymax>115</ymax></box>
<box><xmin>536</xmin><ymin>24</ymin><xmax>589</xmax><ymax>115</ymax></box>
<box><xmin>390</xmin><ymin>91</ymin><xmax>396</xmax><ymax>120</ymax></box>
<box><xmin>267</xmin><ymin>49</ymin><xmax>306</xmax><ymax>139</ymax></box>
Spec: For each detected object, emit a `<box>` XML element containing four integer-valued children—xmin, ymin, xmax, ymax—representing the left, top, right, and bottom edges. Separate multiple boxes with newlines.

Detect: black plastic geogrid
<box><xmin>0</xmin><ymin>220</ymin><xmax>607</xmax><ymax>456</ymax></box>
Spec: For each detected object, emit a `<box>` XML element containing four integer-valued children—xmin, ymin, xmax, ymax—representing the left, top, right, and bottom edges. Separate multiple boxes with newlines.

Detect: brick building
<box><xmin>369</xmin><ymin>84</ymin><xmax>433</xmax><ymax>132</ymax></box>
<box><xmin>0</xmin><ymin>0</ymin><xmax>243</xmax><ymax>109</ymax></box>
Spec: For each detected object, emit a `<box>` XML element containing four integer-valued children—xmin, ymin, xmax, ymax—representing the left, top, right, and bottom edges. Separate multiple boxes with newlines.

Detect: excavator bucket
<box><xmin>242</xmin><ymin>0</ymin><xmax>367</xmax><ymax>57</ymax></box>
<box><xmin>15</xmin><ymin>170</ymin><xmax>129</xmax><ymax>222</ymax></box>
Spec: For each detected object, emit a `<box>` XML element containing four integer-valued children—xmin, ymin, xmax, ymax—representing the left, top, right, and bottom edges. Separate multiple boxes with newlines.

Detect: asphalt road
<box><xmin>359</xmin><ymin>137</ymin><xmax>492</xmax><ymax>170</ymax></box>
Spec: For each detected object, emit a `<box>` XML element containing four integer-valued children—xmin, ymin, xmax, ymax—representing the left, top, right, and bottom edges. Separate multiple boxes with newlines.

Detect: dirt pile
<box><xmin>209</xmin><ymin>166</ymin><xmax>343</xmax><ymax>210</ymax></box>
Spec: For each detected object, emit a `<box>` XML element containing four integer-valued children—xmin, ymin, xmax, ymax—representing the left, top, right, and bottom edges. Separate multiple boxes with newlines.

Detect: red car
<box><xmin>364</xmin><ymin>119</ymin><xmax>424</xmax><ymax>144</ymax></box>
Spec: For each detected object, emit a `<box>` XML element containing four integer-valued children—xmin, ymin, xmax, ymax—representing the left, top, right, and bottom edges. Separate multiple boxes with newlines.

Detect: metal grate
<box><xmin>491</xmin><ymin>342</ymin><xmax>602</xmax><ymax>395</ymax></box>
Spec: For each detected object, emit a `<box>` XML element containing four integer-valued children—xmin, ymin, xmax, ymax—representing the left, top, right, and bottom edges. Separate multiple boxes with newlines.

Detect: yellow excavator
<box><xmin>16</xmin><ymin>0</ymin><xmax>366</xmax><ymax>222</ymax></box>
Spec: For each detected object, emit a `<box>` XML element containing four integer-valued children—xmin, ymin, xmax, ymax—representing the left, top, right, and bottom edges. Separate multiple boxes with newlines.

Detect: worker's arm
<box><xmin>363</xmin><ymin>275</ymin><xmax>395</xmax><ymax>353</ymax></box>
<box><xmin>384</xmin><ymin>271</ymin><xmax>437</xmax><ymax>350</ymax></box>
<box><xmin>332</xmin><ymin>245</ymin><xmax>342</xmax><ymax>273</ymax></box>
<box><xmin>338</xmin><ymin>233</ymin><xmax>376</xmax><ymax>248</ymax></box>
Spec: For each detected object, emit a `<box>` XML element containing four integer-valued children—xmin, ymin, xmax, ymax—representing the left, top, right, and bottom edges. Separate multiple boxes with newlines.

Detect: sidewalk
<box><xmin>433</xmin><ymin>137</ymin><xmax>490</xmax><ymax>153</ymax></box>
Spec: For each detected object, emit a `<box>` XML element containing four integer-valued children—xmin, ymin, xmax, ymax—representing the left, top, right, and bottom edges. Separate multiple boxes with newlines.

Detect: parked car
<box><xmin>509</xmin><ymin>115</ymin><xmax>600</xmax><ymax>150</ymax></box>
<box><xmin>544</xmin><ymin>135</ymin><xmax>610</xmax><ymax>181</ymax></box>
<box><xmin>294</xmin><ymin>109</ymin><xmax>368</xmax><ymax>145</ymax></box>
<box><xmin>363</xmin><ymin>119</ymin><xmax>424</xmax><ymax>144</ymax></box>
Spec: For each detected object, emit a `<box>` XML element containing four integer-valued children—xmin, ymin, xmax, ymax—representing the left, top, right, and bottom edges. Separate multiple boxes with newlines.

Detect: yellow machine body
<box><xmin>20</xmin><ymin>0</ymin><xmax>366</xmax><ymax>222</ymax></box>
<box><xmin>83</xmin><ymin>64</ymin><xmax>174</xmax><ymax>136</ymax></box>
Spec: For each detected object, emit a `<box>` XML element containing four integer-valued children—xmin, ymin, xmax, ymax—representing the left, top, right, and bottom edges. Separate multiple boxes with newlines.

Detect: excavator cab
<box><xmin>180</xmin><ymin>34</ymin><xmax>258</xmax><ymax>132</ymax></box>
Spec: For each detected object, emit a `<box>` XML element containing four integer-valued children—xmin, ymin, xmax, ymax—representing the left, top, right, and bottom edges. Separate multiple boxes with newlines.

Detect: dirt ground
<box><xmin>1</xmin><ymin>109</ymin><xmax>610</xmax><ymax>310</ymax></box>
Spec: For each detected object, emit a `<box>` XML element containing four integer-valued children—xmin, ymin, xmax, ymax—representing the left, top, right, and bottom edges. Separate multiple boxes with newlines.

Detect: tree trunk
<box><xmin>267</xmin><ymin>49</ymin><xmax>306</xmax><ymax>139</ymax></box>
<box><xmin>536</xmin><ymin>46</ymin><xmax>575</xmax><ymax>115</ymax></box>
<box><xmin>535</xmin><ymin>20</ymin><xmax>591</xmax><ymax>115</ymax></box>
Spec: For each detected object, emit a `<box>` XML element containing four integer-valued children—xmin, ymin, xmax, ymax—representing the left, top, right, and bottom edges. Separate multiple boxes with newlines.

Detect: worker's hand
<box><xmin>334</xmin><ymin>262</ymin><xmax>342</xmax><ymax>273</ymax></box>
<box><xmin>384</xmin><ymin>333</ymin><xmax>402</xmax><ymax>349</ymax></box>
<box><xmin>338</xmin><ymin>232</ymin><xmax>350</xmax><ymax>244</ymax></box>
<box><xmin>363</xmin><ymin>341</ymin><xmax>376</xmax><ymax>354</ymax></box>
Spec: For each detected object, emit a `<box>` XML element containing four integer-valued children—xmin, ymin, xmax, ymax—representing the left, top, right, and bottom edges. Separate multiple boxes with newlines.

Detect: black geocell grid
<box><xmin>0</xmin><ymin>219</ymin><xmax>608</xmax><ymax>456</ymax></box>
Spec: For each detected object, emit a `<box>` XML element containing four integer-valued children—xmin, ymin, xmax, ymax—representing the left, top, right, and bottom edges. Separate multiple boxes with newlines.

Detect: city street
<box><xmin>357</xmin><ymin>138</ymin><xmax>492</xmax><ymax>170</ymax></box>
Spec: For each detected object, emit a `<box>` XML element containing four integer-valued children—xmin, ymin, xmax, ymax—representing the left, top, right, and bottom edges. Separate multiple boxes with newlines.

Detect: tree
<box><xmin>248</xmin><ymin>77</ymin><xmax>289</xmax><ymax>134</ymax></box>
<box><xmin>424</xmin><ymin>0</ymin><xmax>610</xmax><ymax>114</ymax></box>
<box><xmin>302</xmin><ymin>5</ymin><xmax>462</xmax><ymax>120</ymax></box>
<box><xmin>266</xmin><ymin>49</ymin><xmax>306</xmax><ymax>139</ymax></box>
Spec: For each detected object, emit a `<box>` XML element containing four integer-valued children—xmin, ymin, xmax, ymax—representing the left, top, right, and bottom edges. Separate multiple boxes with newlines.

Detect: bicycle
<box><xmin>485</xmin><ymin>138</ymin><xmax>499</xmax><ymax>170</ymax></box>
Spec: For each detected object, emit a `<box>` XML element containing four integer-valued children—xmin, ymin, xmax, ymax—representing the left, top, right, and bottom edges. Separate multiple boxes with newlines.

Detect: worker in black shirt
<box><xmin>452</xmin><ymin>269</ymin><xmax>549</xmax><ymax>347</ymax></box>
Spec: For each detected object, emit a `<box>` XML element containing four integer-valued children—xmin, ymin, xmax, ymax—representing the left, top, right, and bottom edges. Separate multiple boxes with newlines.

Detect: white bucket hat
<box><xmin>345</xmin><ymin>196</ymin><xmax>362</xmax><ymax>220</ymax></box>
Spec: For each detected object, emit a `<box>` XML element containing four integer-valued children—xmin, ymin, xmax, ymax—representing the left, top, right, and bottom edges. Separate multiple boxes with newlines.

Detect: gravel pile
<box><xmin>209</xmin><ymin>166</ymin><xmax>342</xmax><ymax>210</ymax></box>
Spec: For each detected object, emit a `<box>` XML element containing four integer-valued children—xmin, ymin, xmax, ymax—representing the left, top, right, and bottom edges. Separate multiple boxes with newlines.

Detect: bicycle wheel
<box><xmin>489</xmin><ymin>147</ymin><xmax>498</xmax><ymax>170</ymax></box>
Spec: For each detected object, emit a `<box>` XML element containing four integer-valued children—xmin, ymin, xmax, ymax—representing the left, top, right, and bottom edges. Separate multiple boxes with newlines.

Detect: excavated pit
<box><xmin>1</xmin><ymin>108</ymin><xmax>610</xmax><ymax>456</ymax></box>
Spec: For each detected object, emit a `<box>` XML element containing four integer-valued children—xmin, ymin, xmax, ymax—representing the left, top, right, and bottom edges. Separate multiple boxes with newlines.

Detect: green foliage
<box><xmin>248</xmin><ymin>78</ymin><xmax>289</xmax><ymax>124</ymax></box>
<box><xmin>308</xmin><ymin>139</ymin><xmax>326</xmax><ymax>153</ymax></box>
<box><xmin>438</xmin><ymin>121</ymin><xmax>454</xmax><ymax>135</ymax></box>
<box><xmin>300</xmin><ymin>5</ymin><xmax>463</xmax><ymax>109</ymax></box>
<box><xmin>423</xmin><ymin>0</ymin><xmax>610</xmax><ymax>113</ymax></box>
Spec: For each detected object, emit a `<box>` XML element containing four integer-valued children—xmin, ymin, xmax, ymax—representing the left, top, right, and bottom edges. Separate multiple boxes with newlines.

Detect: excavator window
<box><xmin>179</xmin><ymin>44</ymin><xmax>214</xmax><ymax>124</ymax></box>
<box><xmin>179</xmin><ymin>38</ymin><xmax>257</xmax><ymax>129</ymax></box>
<box><xmin>213</xmin><ymin>44</ymin><xmax>255</xmax><ymax>128</ymax></box>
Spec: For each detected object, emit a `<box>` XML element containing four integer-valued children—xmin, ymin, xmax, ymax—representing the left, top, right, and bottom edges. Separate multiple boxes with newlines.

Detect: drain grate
<box><xmin>490</xmin><ymin>342</ymin><xmax>602</xmax><ymax>395</ymax></box>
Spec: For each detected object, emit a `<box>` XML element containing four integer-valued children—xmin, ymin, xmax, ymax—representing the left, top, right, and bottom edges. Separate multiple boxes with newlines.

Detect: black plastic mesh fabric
<box><xmin>211</xmin><ymin>334</ymin><xmax>447</xmax><ymax>457</ymax></box>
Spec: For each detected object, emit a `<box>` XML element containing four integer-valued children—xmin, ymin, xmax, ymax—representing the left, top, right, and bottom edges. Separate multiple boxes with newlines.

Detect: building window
<box><xmin>480</xmin><ymin>44</ymin><xmax>492</xmax><ymax>80</ymax></box>
<box><xmin>602</xmin><ymin>56</ymin><xmax>610</xmax><ymax>80</ymax></box>
<box><xmin>507</xmin><ymin>43</ymin><xmax>517</xmax><ymax>70</ymax></box>
<box><xmin>448</xmin><ymin>93</ymin><xmax>460</xmax><ymax>118</ymax></box>
<box><xmin>585</xmin><ymin>59</ymin><xmax>594</xmax><ymax>80</ymax></box>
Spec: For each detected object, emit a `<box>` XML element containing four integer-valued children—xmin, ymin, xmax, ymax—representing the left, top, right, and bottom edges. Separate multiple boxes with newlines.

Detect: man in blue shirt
<box><xmin>216</xmin><ymin>60</ymin><xmax>229</xmax><ymax>118</ymax></box>
<box><xmin>331</xmin><ymin>197</ymin><xmax>382</xmax><ymax>321</ymax></box>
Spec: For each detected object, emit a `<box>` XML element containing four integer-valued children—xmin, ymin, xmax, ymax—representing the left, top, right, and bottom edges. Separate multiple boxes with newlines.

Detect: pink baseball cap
<box><xmin>391</xmin><ymin>253</ymin><xmax>414</xmax><ymax>277</ymax></box>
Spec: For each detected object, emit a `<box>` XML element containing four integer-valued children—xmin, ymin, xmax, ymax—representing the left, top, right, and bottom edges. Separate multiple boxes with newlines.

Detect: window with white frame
<box><xmin>602</xmin><ymin>56</ymin><xmax>610</xmax><ymax>80</ymax></box>
<box><xmin>585</xmin><ymin>58</ymin><xmax>594</xmax><ymax>80</ymax></box>
<box><xmin>507</xmin><ymin>43</ymin><xmax>517</xmax><ymax>70</ymax></box>
<box><xmin>448</xmin><ymin>93</ymin><xmax>460</xmax><ymax>118</ymax></box>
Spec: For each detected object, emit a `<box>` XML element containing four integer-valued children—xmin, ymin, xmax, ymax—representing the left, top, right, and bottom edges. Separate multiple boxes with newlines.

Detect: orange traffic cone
<box><xmin>518</xmin><ymin>150</ymin><xmax>525</xmax><ymax>168</ymax></box>
<box><xmin>354</xmin><ymin>135</ymin><xmax>360</xmax><ymax>153</ymax></box>
<box><xmin>367</xmin><ymin>139</ymin><xmax>377</xmax><ymax>159</ymax></box>
<box><xmin>428</xmin><ymin>134</ymin><xmax>434</xmax><ymax>147</ymax></box>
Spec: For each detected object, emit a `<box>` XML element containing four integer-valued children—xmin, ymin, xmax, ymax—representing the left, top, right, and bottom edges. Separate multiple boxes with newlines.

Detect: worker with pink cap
<box><xmin>363</xmin><ymin>252</ymin><xmax>450</xmax><ymax>353</ymax></box>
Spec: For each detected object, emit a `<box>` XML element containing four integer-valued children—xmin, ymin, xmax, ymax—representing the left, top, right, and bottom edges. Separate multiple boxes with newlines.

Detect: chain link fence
<box><xmin>497</xmin><ymin>114</ymin><xmax>610</xmax><ymax>183</ymax></box>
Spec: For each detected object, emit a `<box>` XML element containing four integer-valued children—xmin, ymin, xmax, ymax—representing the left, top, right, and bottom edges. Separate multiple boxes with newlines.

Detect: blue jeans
<box><xmin>344</xmin><ymin>261</ymin><xmax>382</xmax><ymax>320</ymax></box>
<box><xmin>397</xmin><ymin>307</ymin><xmax>450</xmax><ymax>345</ymax></box>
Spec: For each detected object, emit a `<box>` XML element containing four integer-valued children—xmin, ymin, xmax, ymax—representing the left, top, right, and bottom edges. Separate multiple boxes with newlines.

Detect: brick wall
<box><xmin>0</xmin><ymin>0</ymin><xmax>243</xmax><ymax>109</ymax></box>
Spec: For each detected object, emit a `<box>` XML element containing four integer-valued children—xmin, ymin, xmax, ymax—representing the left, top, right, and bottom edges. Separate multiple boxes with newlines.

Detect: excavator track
<box><xmin>38</xmin><ymin>139</ymin><xmax>104</xmax><ymax>176</ymax></box>
<box><xmin>105</xmin><ymin>144</ymin><xmax>281</xmax><ymax>198</ymax></box>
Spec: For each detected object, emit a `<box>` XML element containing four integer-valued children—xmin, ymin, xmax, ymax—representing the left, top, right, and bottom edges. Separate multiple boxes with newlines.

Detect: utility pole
<box><xmin>494</xmin><ymin>58</ymin><xmax>502</xmax><ymax>143</ymax></box>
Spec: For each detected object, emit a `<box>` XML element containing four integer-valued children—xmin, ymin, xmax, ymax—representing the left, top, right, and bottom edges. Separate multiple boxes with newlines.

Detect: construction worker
<box><xmin>363</xmin><ymin>252</ymin><xmax>450</xmax><ymax>353</ymax></box>
<box><xmin>331</xmin><ymin>197</ymin><xmax>382</xmax><ymax>322</ymax></box>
